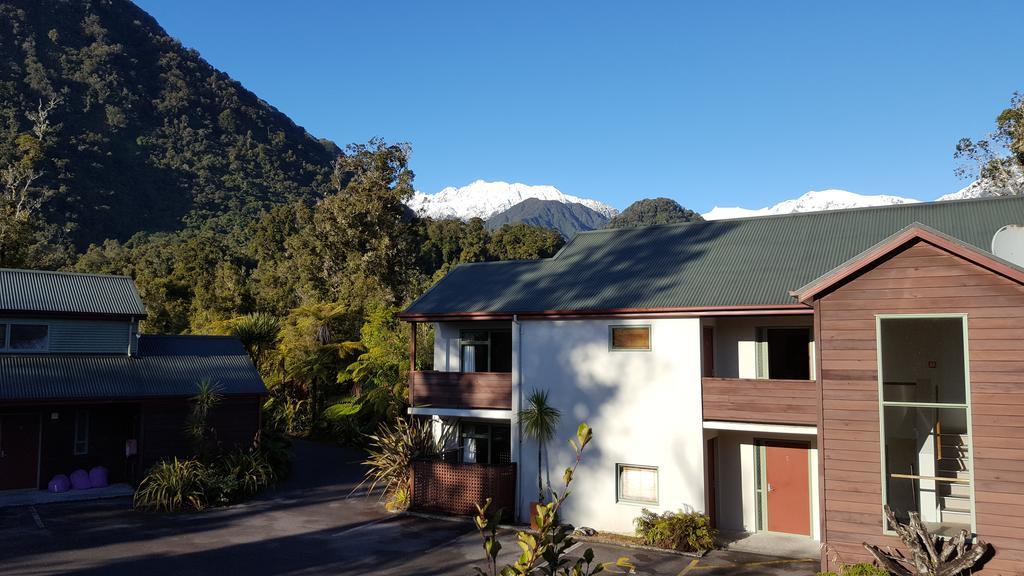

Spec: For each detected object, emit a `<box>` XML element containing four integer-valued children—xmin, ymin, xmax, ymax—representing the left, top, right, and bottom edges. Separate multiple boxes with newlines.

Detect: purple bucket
<box><xmin>88</xmin><ymin>466</ymin><xmax>108</xmax><ymax>488</ymax></box>
<box><xmin>69</xmin><ymin>469</ymin><xmax>92</xmax><ymax>490</ymax></box>
<box><xmin>48</xmin><ymin>474</ymin><xmax>71</xmax><ymax>493</ymax></box>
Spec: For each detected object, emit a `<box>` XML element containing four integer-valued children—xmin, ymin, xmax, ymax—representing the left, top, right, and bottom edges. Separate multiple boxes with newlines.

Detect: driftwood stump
<box><xmin>863</xmin><ymin>506</ymin><xmax>989</xmax><ymax>576</ymax></box>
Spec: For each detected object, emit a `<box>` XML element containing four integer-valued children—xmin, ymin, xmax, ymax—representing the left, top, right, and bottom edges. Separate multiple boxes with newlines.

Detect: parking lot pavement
<box><xmin>0</xmin><ymin>440</ymin><xmax>818</xmax><ymax>575</ymax></box>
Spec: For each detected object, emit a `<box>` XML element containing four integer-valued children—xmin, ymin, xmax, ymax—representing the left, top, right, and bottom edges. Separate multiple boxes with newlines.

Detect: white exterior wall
<box><xmin>516</xmin><ymin>317</ymin><xmax>704</xmax><ymax>533</ymax></box>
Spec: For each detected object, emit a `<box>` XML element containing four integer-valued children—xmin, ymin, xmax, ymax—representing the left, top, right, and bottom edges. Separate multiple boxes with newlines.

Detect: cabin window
<box><xmin>878</xmin><ymin>315</ymin><xmax>973</xmax><ymax>536</ymax></box>
<box><xmin>756</xmin><ymin>326</ymin><xmax>812</xmax><ymax>380</ymax></box>
<box><xmin>617</xmin><ymin>464</ymin><xmax>658</xmax><ymax>504</ymax></box>
<box><xmin>3</xmin><ymin>324</ymin><xmax>49</xmax><ymax>352</ymax></box>
<box><xmin>459</xmin><ymin>421</ymin><xmax>511</xmax><ymax>464</ymax></box>
<box><xmin>609</xmin><ymin>325</ymin><xmax>651</xmax><ymax>351</ymax></box>
<box><xmin>459</xmin><ymin>330</ymin><xmax>512</xmax><ymax>372</ymax></box>
<box><xmin>74</xmin><ymin>410</ymin><xmax>90</xmax><ymax>455</ymax></box>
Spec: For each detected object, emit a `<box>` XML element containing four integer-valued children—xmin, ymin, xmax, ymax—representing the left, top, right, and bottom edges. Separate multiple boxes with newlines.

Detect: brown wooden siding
<box><xmin>818</xmin><ymin>240</ymin><xmax>1024</xmax><ymax>574</ymax></box>
<box><xmin>702</xmin><ymin>377</ymin><xmax>818</xmax><ymax>425</ymax></box>
<box><xmin>410</xmin><ymin>460</ymin><xmax>516</xmax><ymax>520</ymax></box>
<box><xmin>409</xmin><ymin>371</ymin><xmax>512</xmax><ymax>410</ymax></box>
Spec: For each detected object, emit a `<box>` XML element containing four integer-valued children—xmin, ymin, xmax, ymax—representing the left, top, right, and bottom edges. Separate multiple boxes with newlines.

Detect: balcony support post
<box><xmin>409</xmin><ymin>322</ymin><xmax>417</xmax><ymax>406</ymax></box>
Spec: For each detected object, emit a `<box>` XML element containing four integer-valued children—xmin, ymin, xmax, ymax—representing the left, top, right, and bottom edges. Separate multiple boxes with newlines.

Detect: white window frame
<box><xmin>875</xmin><ymin>313</ymin><xmax>976</xmax><ymax>535</ymax></box>
<box><xmin>616</xmin><ymin>463</ymin><xmax>659</xmax><ymax>505</ymax></box>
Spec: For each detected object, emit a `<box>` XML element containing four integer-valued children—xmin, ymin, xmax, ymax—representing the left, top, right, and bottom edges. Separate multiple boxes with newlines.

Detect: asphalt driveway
<box><xmin>0</xmin><ymin>440</ymin><xmax>817</xmax><ymax>575</ymax></box>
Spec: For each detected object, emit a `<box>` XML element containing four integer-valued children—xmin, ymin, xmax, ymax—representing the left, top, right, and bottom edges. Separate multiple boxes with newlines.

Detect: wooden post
<box><xmin>408</xmin><ymin>322</ymin><xmax>417</xmax><ymax>406</ymax></box>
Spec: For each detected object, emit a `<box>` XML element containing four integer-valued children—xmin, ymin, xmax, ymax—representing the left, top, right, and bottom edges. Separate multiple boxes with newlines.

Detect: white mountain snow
<box><xmin>702</xmin><ymin>189</ymin><xmax>921</xmax><ymax>220</ymax></box>
<box><xmin>938</xmin><ymin>165</ymin><xmax>1024</xmax><ymax>201</ymax></box>
<box><xmin>408</xmin><ymin>180</ymin><xmax>618</xmax><ymax>221</ymax></box>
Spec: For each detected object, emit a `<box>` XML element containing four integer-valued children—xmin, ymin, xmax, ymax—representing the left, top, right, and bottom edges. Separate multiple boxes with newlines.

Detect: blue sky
<box><xmin>134</xmin><ymin>1</ymin><xmax>1020</xmax><ymax>212</ymax></box>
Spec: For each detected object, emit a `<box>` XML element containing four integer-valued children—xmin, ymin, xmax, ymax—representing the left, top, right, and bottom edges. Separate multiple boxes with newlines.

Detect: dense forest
<box><xmin>0</xmin><ymin>0</ymin><xmax>567</xmax><ymax>441</ymax></box>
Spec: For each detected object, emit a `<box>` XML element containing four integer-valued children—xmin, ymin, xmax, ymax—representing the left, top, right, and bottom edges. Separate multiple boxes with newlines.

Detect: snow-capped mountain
<box><xmin>703</xmin><ymin>189</ymin><xmax>921</xmax><ymax>220</ymax></box>
<box><xmin>938</xmin><ymin>166</ymin><xmax>1024</xmax><ymax>201</ymax></box>
<box><xmin>408</xmin><ymin>180</ymin><xmax>618</xmax><ymax>221</ymax></box>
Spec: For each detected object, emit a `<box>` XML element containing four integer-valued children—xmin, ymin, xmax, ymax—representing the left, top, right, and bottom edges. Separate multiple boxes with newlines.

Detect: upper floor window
<box><xmin>756</xmin><ymin>326</ymin><xmax>811</xmax><ymax>380</ymax></box>
<box><xmin>610</xmin><ymin>325</ymin><xmax>651</xmax><ymax>351</ymax></box>
<box><xmin>459</xmin><ymin>330</ymin><xmax>512</xmax><ymax>372</ymax></box>
<box><xmin>0</xmin><ymin>323</ymin><xmax>49</xmax><ymax>352</ymax></box>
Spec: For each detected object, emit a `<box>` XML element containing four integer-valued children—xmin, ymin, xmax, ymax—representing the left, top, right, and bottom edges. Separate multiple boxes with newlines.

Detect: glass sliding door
<box><xmin>878</xmin><ymin>315</ymin><xmax>973</xmax><ymax>536</ymax></box>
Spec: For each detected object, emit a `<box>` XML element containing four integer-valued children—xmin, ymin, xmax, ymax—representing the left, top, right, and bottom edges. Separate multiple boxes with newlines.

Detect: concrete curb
<box><xmin>401</xmin><ymin>511</ymin><xmax>706</xmax><ymax>558</ymax></box>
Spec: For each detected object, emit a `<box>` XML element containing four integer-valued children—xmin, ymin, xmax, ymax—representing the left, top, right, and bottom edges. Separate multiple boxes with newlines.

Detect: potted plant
<box><xmin>518</xmin><ymin>389</ymin><xmax>561</xmax><ymax>529</ymax></box>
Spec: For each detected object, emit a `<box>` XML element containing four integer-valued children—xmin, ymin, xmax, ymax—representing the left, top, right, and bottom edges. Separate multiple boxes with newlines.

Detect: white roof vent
<box><xmin>992</xmin><ymin>225</ymin><xmax>1024</xmax><ymax>268</ymax></box>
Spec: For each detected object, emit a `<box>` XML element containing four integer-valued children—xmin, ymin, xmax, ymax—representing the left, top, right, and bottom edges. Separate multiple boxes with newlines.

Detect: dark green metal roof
<box><xmin>0</xmin><ymin>268</ymin><xmax>147</xmax><ymax>317</ymax></box>
<box><xmin>403</xmin><ymin>196</ymin><xmax>1024</xmax><ymax>316</ymax></box>
<box><xmin>0</xmin><ymin>335</ymin><xmax>265</xmax><ymax>401</ymax></box>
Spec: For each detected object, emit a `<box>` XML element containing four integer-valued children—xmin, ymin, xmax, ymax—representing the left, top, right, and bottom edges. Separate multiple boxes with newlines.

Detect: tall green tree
<box><xmin>0</xmin><ymin>96</ymin><xmax>69</xmax><ymax>268</ymax></box>
<box><xmin>299</xmin><ymin>139</ymin><xmax>418</xmax><ymax>308</ymax></box>
<box><xmin>956</xmin><ymin>91</ymin><xmax>1024</xmax><ymax>196</ymax></box>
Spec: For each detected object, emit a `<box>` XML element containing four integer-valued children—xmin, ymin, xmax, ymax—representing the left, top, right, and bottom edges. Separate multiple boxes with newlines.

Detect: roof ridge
<box><xmin>139</xmin><ymin>334</ymin><xmax>241</xmax><ymax>339</ymax></box>
<box><xmin>577</xmin><ymin>195</ymin><xmax>1024</xmax><ymax>234</ymax></box>
<box><xmin>0</xmin><ymin>267</ymin><xmax>133</xmax><ymax>281</ymax></box>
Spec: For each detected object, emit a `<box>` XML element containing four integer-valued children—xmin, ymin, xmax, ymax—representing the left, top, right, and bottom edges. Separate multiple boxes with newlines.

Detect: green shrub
<box><xmin>817</xmin><ymin>563</ymin><xmax>889</xmax><ymax>576</ymax></box>
<box><xmin>633</xmin><ymin>509</ymin><xmax>716</xmax><ymax>552</ymax></box>
<box><xmin>135</xmin><ymin>449</ymin><xmax>280</xmax><ymax>512</ymax></box>
<box><xmin>258</xmin><ymin>433</ymin><xmax>293</xmax><ymax>480</ymax></box>
<box><xmin>218</xmin><ymin>449</ymin><xmax>275</xmax><ymax>498</ymax></box>
<box><xmin>134</xmin><ymin>458</ymin><xmax>210</xmax><ymax>512</ymax></box>
<box><xmin>358</xmin><ymin>417</ymin><xmax>442</xmax><ymax>511</ymax></box>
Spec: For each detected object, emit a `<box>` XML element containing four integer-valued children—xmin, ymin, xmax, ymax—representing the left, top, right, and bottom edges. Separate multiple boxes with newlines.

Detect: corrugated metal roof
<box><xmin>403</xmin><ymin>196</ymin><xmax>1024</xmax><ymax>316</ymax></box>
<box><xmin>0</xmin><ymin>335</ymin><xmax>265</xmax><ymax>401</ymax></box>
<box><xmin>0</xmin><ymin>269</ymin><xmax>147</xmax><ymax>317</ymax></box>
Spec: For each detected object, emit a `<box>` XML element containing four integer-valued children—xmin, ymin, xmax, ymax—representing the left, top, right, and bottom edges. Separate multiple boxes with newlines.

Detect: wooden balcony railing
<box><xmin>409</xmin><ymin>370</ymin><xmax>513</xmax><ymax>410</ymax></box>
<box><xmin>702</xmin><ymin>377</ymin><xmax>818</xmax><ymax>426</ymax></box>
<box><xmin>410</xmin><ymin>460</ymin><xmax>517</xmax><ymax>520</ymax></box>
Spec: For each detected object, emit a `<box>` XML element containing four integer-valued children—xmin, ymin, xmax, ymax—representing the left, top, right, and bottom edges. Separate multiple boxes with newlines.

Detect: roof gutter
<box><xmin>398</xmin><ymin>303</ymin><xmax>813</xmax><ymax>323</ymax></box>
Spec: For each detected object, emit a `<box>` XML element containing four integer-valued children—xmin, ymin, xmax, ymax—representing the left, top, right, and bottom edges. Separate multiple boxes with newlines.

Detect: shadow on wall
<box><xmin>519</xmin><ymin>319</ymin><xmax>706</xmax><ymax>532</ymax></box>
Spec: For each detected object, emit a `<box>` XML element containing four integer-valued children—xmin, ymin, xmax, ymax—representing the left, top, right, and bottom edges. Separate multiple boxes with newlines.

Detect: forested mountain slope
<box><xmin>0</xmin><ymin>0</ymin><xmax>337</xmax><ymax>247</ymax></box>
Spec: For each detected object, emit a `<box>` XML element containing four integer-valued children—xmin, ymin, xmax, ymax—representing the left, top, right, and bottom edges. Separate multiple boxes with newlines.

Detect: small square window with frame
<box><xmin>617</xmin><ymin>464</ymin><xmax>658</xmax><ymax>504</ymax></box>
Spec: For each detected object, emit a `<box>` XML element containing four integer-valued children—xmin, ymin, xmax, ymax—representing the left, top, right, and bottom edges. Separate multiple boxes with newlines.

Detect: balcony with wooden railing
<box><xmin>702</xmin><ymin>377</ymin><xmax>818</xmax><ymax>426</ymax></box>
<box><xmin>408</xmin><ymin>370</ymin><xmax>513</xmax><ymax>410</ymax></box>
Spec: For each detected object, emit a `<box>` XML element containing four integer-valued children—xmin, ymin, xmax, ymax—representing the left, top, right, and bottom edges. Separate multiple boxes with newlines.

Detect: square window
<box><xmin>0</xmin><ymin>323</ymin><xmax>6</xmax><ymax>349</ymax></box>
<box><xmin>9</xmin><ymin>324</ymin><xmax>49</xmax><ymax>351</ymax></box>
<box><xmin>610</xmin><ymin>326</ymin><xmax>650</xmax><ymax>351</ymax></box>
<box><xmin>617</xmin><ymin>464</ymin><xmax>658</xmax><ymax>504</ymax></box>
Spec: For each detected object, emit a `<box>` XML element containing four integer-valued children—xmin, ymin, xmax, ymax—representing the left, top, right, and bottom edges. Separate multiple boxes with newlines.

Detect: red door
<box><xmin>0</xmin><ymin>414</ymin><xmax>40</xmax><ymax>490</ymax></box>
<box><xmin>765</xmin><ymin>442</ymin><xmax>810</xmax><ymax>536</ymax></box>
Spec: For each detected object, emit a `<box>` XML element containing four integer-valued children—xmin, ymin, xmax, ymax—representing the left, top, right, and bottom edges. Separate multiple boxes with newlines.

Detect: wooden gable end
<box><xmin>817</xmin><ymin>239</ymin><xmax>1024</xmax><ymax>574</ymax></box>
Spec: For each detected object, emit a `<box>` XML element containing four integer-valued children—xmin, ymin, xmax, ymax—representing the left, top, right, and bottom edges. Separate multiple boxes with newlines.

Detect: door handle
<box><xmin>767</xmin><ymin>483</ymin><xmax>774</xmax><ymax>493</ymax></box>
